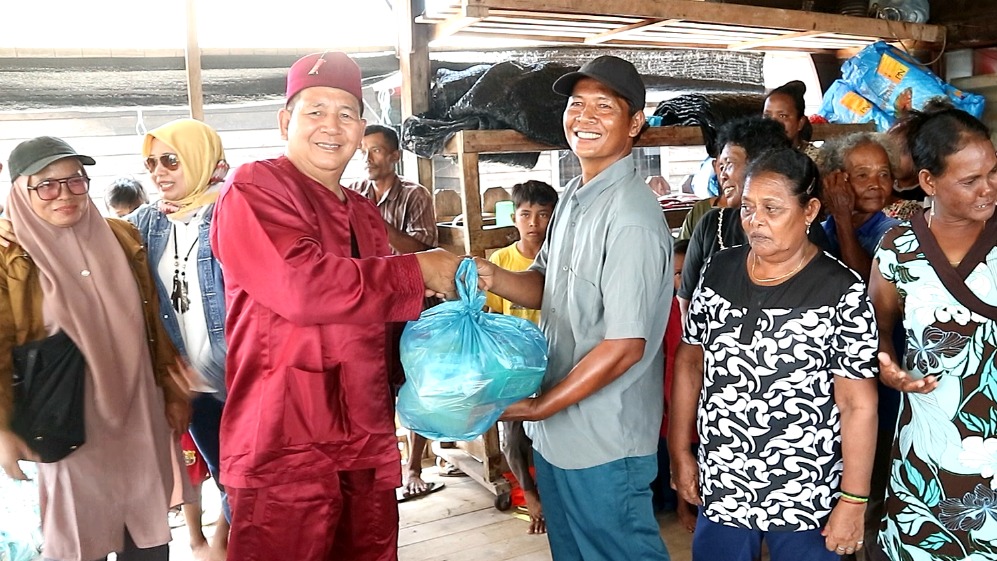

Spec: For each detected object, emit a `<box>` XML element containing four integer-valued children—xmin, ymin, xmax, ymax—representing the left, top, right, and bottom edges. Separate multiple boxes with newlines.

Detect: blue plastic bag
<box><xmin>841</xmin><ymin>41</ymin><xmax>985</xmax><ymax>120</ymax></box>
<box><xmin>397</xmin><ymin>259</ymin><xmax>547</xmax><ymax>441</ymax></box>
<box><xmin>0</xmin><ymin>463</ymin><xmax>42</xmax><ymax>561</ymax></box>
<box><xmin>818</xmin><ymin>79</ymin><xmax>894</xmax><ymax>131</ymax></box>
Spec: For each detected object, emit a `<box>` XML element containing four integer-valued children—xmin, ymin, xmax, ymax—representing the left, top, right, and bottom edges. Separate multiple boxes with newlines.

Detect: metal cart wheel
<box><xmin>494</xmin><ymin>491</ymin><xmax>512</xmax><ymax>511</ymax></box>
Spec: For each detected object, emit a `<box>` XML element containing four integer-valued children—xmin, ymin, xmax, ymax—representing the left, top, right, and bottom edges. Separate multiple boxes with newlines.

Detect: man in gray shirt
<box><xmin>476</xmin><ymin>56</ymin><xmax>672</xmax><ymax>560</ymax></box>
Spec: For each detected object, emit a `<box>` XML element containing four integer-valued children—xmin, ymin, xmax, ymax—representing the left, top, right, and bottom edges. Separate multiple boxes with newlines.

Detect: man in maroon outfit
<box><xmin>210</xmin><ymin>52</ymin><xmax>460</xmax><ymax>561</ymax></box>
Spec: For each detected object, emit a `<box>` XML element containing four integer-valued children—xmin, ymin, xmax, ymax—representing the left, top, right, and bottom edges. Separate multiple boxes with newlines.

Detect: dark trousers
<box><xmin>692</xmin><ymin>510</ymin><xmax>839</xmax><ymax>561</ymax></box>
<box><xmin>501</xmin><ymin>420</ymin><xmax>536</xmax><ymax>493</ymax></box>
<box><xmin>188</xmin><ymin>392</ymin><xmax>230</xmax><ymax>522</ymax></box>
<box><xmin>535</xmin><ymin>452</ymin><xmax>670</xmax><ymax>561</ymax></box>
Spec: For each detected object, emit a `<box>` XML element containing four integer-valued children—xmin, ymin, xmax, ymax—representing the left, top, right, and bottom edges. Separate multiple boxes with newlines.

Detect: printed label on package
<box><xmin>841</xmin><ymin>92</ymin><xmax>873</xmax><ymax>116</ymax></box>
<box><xmin>876</xmin><ymin>54</ymin><xmax>909</xmax><ymax>84</ymax></box>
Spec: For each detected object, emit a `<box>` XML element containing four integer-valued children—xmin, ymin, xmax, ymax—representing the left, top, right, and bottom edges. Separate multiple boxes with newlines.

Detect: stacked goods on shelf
<box><xmin>819</xmin><ymin>41</ymin><xmax>985</xmax><ymax>131</ymax></box>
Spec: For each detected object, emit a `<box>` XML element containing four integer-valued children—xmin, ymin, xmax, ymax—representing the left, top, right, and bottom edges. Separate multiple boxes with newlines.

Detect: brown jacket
<box><xmin>0</xmin><ymin>218</ymin><xmax>184</xmax><ymax>428</ymax></box>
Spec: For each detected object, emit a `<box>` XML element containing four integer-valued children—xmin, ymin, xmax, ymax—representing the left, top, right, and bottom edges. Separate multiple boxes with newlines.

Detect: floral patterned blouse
<box><xmin>875</xmin><ymin>215</ymin><xmax>997</xmax><ymax>561</ymax></box>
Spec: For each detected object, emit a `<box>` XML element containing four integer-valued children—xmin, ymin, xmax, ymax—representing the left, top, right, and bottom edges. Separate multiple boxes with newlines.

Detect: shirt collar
<box><xmin>568</xmin><ymin>155</ymin><xmax>637</xmax><ymax>210</ymax></box>
<box><xmin>365</xmin><ymin>175</ymin><xmax>401</xmax><ymax>206</ymax></box>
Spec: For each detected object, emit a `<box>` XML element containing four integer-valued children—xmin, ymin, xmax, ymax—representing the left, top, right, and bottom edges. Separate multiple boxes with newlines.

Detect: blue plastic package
<box><xmin>818</xmin><ymin>79</ymin><xmax>894</xmax><ymax>131</ymax></box>
<box><xmin>841</xmin><ymin>41</ymin><xmax>985</xmax><ymax>120</ymax></box>
<box><xmin>397</xmin><ymin>259</ymin><xmax>547</xmax><ymax>441</ymax></box>
<box><xmin>0</xmin><ymin>463</ymin><xmax>42</xmax><ymax>561</ymax></box>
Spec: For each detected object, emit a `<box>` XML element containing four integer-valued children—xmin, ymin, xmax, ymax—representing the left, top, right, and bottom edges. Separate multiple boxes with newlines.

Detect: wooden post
<box><xmin>184</xmin><ymin>0</ymin><xmax>204</xmax><ymax>121</ymax></box>
<box><xmin>397</xmin><ymin>0</ymin><xmax>433</xmax><ymax>189</ymax></box>
<box><xmin>456</xmin><ymin>145</ymin><xmax>483</xmax><ymax>256</ymax></box>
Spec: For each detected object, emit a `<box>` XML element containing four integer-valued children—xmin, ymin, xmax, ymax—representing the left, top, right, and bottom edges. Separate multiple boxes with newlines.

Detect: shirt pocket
<box><xmin>340</xmin><ymin>363</ymin><xmax>395</xmax><ymax>435</ymax></box>
<box><xmin>566</xmin><ymin>269</ymin><xmax>602</xmax><ymax>331</ymax></box>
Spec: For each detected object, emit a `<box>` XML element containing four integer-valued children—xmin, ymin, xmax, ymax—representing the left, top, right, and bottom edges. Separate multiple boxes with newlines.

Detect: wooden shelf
<box><xmin>420</xmin><ymin>0</ymin><xmax>945</xmax><ymax>52</ymax></box>
<box><xmin>442</xmin><ymin>123</ymin><xmax>874</xmax><ymax>155</ymax></box>
<box><xmin>433</xmin><ymin>123</ymin><xmax>872</xmax><ymax>256</ymax></box>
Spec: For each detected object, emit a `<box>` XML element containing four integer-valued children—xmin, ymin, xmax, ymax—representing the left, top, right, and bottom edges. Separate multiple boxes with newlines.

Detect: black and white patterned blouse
<box><xmin>684</xmin><ymin>244</ymin><xmax>878</xmax><ymax>532</ymax></box>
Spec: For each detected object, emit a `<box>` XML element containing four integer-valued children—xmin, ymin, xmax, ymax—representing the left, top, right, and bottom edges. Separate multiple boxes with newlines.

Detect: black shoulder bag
<box><xmin>10</xmin><ymin>330</ymin><xmax>87</xmax><ymax>462</ymax></box>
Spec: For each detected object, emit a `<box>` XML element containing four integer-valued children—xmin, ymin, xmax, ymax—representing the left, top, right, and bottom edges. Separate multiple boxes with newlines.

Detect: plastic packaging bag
<box><xmin>817</xmin><ymin>79</ymin><xmax>894</xmax><ymax>131</ymax></box>
<box><xmin>0</xmin><ymin>463</ymin><xmax>42</xmax><ymax>561</ymax></box>
<box><xmin>397</xmin><ymin>259</ymin><xmax>547</xmax><ymax>441</ymax></box>
<box><xmin>841</xmin><ymin>41</ymin><xmax>985</xmax><ymax>120</ymax></box>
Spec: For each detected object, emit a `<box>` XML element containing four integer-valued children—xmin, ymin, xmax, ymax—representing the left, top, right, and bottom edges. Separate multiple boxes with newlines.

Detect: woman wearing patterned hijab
<box><xmin>132</xmin><ymin>118</ymin><xmax>231</xmax><ymax>559</ymax></box>
<box><xmin>0</xmin><ymin>136</ymin><xmax>190</xmax><ymax>561</ymax></box>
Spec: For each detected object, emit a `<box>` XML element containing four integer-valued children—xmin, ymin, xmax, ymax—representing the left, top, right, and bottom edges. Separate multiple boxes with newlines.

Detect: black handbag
<box><xmin>10</xmin><ymin>330</ymin><xmax>87</xmax><ymax>463</ymax></box>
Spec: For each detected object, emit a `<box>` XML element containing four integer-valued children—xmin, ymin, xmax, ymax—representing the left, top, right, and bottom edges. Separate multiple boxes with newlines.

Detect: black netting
<box><xmin>653</xmin><ymin>93</ymin><xmax>766</xmax><ymax>155</ymax></box>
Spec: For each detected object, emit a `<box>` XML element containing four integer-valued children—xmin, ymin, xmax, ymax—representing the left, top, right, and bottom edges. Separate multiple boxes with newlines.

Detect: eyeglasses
<box><xmin>27</xmin><ymin>175</ymin><xmax>90</xmax><ymax>201</ymax></box>
<box><xmin>144</xmin><ymin>153</ymin><xmax>180</xmax><ymax>172</ymax></box>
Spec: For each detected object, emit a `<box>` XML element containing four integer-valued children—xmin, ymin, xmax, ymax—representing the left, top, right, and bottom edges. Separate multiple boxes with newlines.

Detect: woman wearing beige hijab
<box><xmin>0</xmin><ymin>137</ymin><xmax>190</xmax><ymax>561</ymax></box>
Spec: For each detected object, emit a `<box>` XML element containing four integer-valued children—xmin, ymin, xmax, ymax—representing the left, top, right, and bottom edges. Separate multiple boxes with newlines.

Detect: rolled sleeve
<box><xmin>602</xmin><ymin>225</ymin><xmax>670</xmax><ymax>341</ymax></box>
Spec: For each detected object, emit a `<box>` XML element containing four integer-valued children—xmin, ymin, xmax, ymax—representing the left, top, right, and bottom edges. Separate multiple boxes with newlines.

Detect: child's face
<box><xmin>673</xmin><ymin>251</ymin><xmax>686</xmax><ymax>292</ymax></box>
<box><xmin>514</xmin><ymin>203</ymin><xmax>554</xmax><ymax>244</ymax></box>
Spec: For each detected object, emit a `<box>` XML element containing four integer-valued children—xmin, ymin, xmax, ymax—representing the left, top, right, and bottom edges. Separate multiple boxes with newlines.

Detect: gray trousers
<box><xmin>501</xmin><ymin>420</ymin><xmax>536</xmax><ymax>493</ymax></box>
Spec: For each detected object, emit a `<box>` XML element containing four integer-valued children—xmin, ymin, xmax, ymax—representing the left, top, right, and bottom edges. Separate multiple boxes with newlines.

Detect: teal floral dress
<box><xmin>876</xmin><ymin>215</ymin><xmax>997</xmax><ymax>561</ymax></box>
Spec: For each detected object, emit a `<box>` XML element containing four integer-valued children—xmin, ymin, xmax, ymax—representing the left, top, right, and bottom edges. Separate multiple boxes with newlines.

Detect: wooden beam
<box><xmin>456</xmin><ymin>149</ymin><xmax>483</xmax><ymax>255</ymax></box>
<box><xmin>436</xmin><ymin>224</ymin><xmax>518</xmax><ymax>255</ymax></box>
<box><xmin>432</xmin><ymin>13</ymin><xmax>484</xmax><ymax>41</ymax></box>
<box><xmin>463</xmin><ymin>0</ymin><xmax>945</xmax><ymax>43</ymax></box>
<box><xmin>398</xmin><ymin>0</ymin><xmax>434</xmax><ymax>189</ymax></box>
<box><xmin>443</xmin><ymin>124</ymin><xmax>874</xmax><ymax>156</ymax></box>
<box><xmin>584</xmin><ymin>18</ymin><xmax>681</xmax><ymax>44</ymax></box>
<box><xmin>184</xmin><ymin>0</ymin><xmax>204</xmax><ymax>120</ymax></box>
<box><xmin>728</xmin><ymin>30</ymin><xmax>826</xmax><ymax>50</ymax></box>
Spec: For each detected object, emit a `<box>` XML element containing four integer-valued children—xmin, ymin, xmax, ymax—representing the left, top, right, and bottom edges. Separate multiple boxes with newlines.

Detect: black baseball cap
<box><xmin>8</xmin><ymin>136</ymin><xmax>96</xmax><ymax>183</ymax></box>
<box><xmin>552</xmin><ymin>56</ymin><xmax>646</xmax><ymax>113</ymax></box>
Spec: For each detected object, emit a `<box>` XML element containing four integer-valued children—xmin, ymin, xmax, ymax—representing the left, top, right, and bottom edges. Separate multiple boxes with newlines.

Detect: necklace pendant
<box><xmin>171</xmin><ymin>275</ymin><xmax>190</xmax><ymax>313</ymax></box>
<box><xmin>180</xmin><ymin>279</ymin><xmax>190</xmax><ymax>313</ymax></box>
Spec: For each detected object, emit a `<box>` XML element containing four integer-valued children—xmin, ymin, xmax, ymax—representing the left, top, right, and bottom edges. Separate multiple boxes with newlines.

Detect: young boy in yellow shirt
<box><xmin>486</xmin><ymin>180</ymin><xmax>558</xmax><ymax>535</ymax></box>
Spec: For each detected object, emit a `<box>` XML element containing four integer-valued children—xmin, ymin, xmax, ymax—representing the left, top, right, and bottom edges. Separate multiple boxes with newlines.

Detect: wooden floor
<box><xmin>398</xmin><ymin>467</ymin><xmax>694</xmax><ymax>561</ymax></box>
<box><xmin>168</xmin><ymin>466</ymin><xmax>694</xmax><ymax>561</ymax></box>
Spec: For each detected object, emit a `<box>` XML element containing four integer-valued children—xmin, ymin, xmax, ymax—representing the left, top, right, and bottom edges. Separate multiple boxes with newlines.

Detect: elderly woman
<box><xmin>131</xmin><ymin>118</ymin><xmax>230</xmax><ymax>560</ymax></box>
<box><xmin>818</xmin><ymin>132</ymin><xmax>900</xmax><ymax>280</ymax></box>
<box><xmin>670</xmin><ymin>147</ymin><xmax>879</xmax><ymax>561</ymax></box>
<box><xmin>679</xmin><ymin>115</ymin><xmax>820</xmax><ymax>322</ymax></box>
<box><xmin>871</xmin><ymin>108</ymin><xmax>997</xmax><ymax>560</ymax></box>
<box><xmin>819</xmin><ymin>132</ymin><xmax>904</xmax><ymax>561</ymax></box>
<box><xmin>0</xmin><ymin>137</ymin><xmax>189</xmax><ymax>561</ymax></box>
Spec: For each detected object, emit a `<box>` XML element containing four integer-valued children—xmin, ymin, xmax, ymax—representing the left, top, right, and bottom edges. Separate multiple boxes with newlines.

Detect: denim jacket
<box><xmin>127</xmin><ymin>203</ymin><xmax>227</xmax><ymax>399</ymax></box>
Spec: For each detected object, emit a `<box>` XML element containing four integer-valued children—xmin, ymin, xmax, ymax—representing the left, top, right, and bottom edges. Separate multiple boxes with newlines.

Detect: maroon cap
<box><xmin>285</xmin><ymin>52</ymin><xmax>363</xmax><ymax>115</ymax></box>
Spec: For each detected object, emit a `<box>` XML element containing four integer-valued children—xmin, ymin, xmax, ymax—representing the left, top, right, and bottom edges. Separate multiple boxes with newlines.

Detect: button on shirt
<box><xmin>527</xmin><ymin>155</ymin><xmax>673</xmax><ymax>470</ymax></box>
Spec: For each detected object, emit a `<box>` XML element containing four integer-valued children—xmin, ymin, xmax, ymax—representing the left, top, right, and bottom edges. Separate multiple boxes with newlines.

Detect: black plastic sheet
<box><xmin>653</xmin><ymin>93</ymin><xmax>766</xmax><ymax>155</ymax></box>
<box><xmin>403</xmin><ymin>61</ymin><xmax>577</xmax><ymax>168</ymax></box>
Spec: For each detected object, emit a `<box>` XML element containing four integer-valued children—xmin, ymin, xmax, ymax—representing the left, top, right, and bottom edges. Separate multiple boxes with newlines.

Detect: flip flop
<box><xmin>438</xmin><ymin>463</ymin><xmax>466</xmax><ymax>477</ymax></box>
<box><xmin>396</xmin><ymin>481</ymin><xmax>446</xmax><ymax>503</ymax></box>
